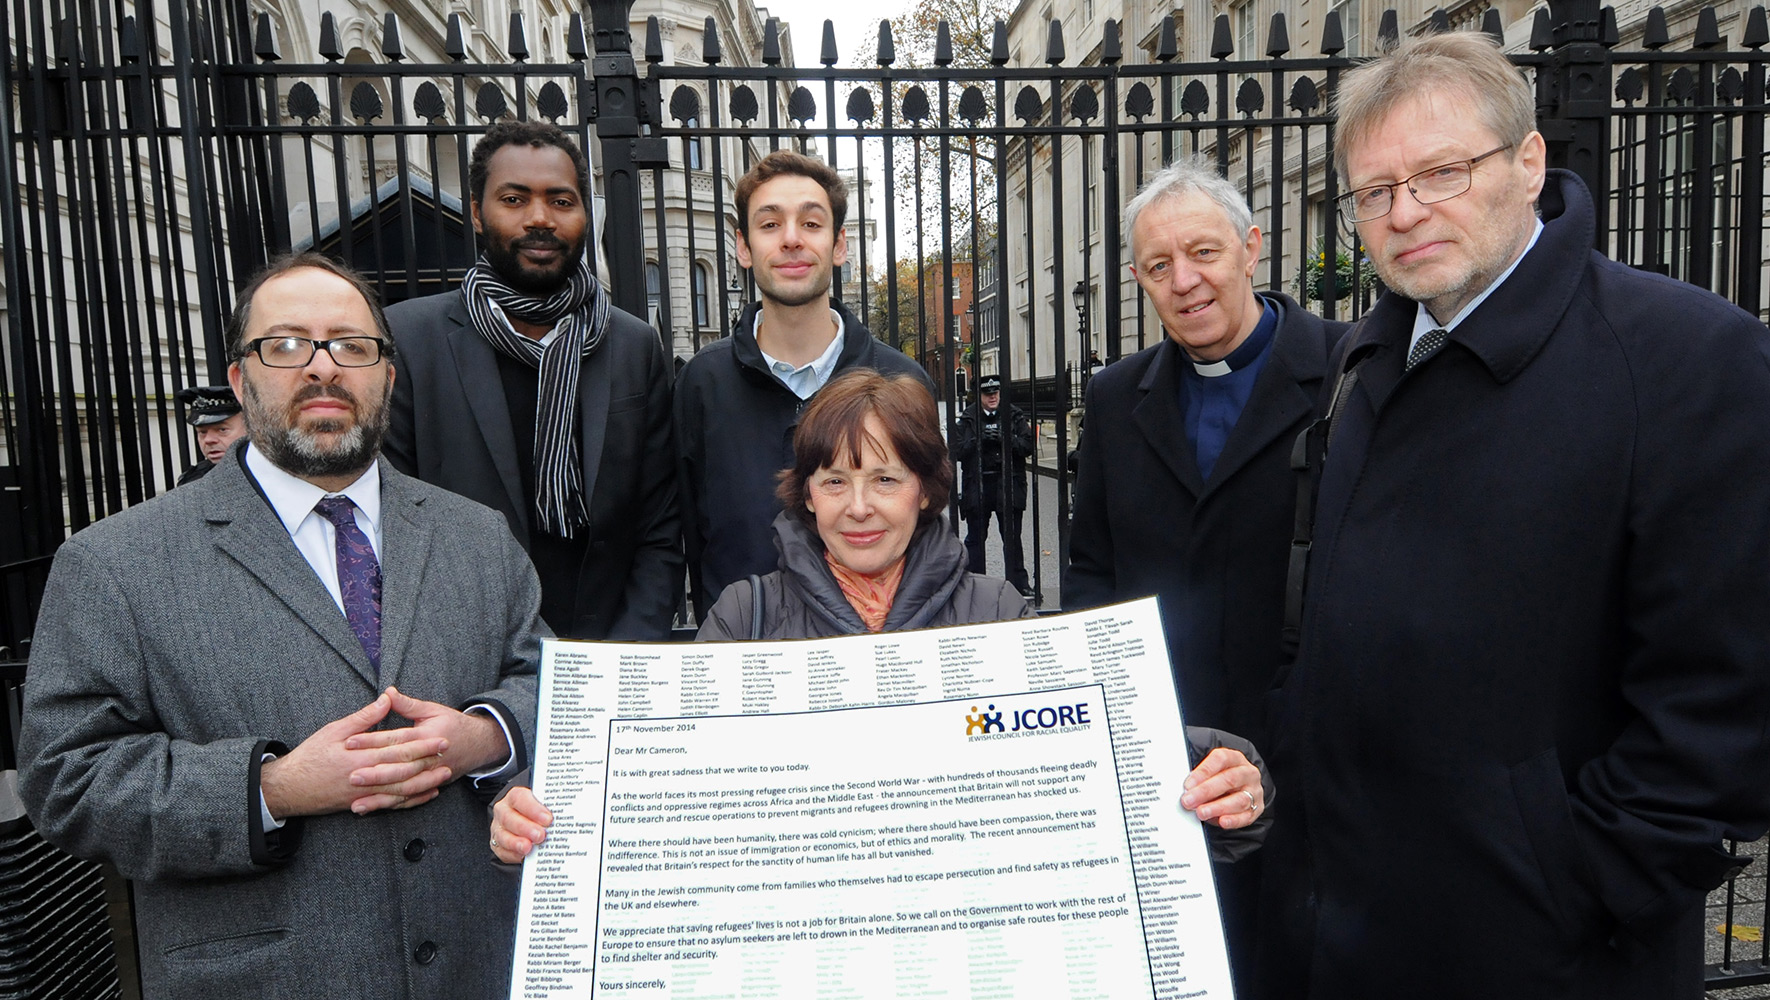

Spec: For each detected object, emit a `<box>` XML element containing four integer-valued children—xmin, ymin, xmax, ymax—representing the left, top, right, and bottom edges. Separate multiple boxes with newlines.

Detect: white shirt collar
<box><xmin>1411</xmin><ymin>218</ymin><xmax>1545</xmax><ymax>349</ymax></box>
<box><xmin>756</xmin><ymin>308</ymin><xmax>846</xmax><ymax>400</ymax></box>
<box><xmin>487</xmin><ymin>299</ymin><xmax>564</xmax><ymax>347</ymax></box>
<box><xmin>244</xmin><ymin>443</ymin><xmax>383</xmax><ymax>540</ymax></box>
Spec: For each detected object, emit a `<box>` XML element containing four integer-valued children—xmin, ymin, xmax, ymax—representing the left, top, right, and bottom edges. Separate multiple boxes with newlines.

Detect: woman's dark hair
<box><xmin>776</xmin><ymin>370</ymin><xmax>952</xmax><ymax>530</ymax></box>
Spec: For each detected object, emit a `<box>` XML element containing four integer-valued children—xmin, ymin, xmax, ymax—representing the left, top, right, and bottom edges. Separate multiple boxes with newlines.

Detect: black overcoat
<box><xmin>950</xmin><ymin>400</ymin><xmax>1035</xmax><ymax>512</ymax></box>
<box><xmin>1262</xmin><ymin>170</ymin><xmax>1770</xmax><ymax>999</ymax></box>
<box><xmin>1064</xmin><ymin>290</ymin><xmax>1345</xmax><ymax>743</ymax></box>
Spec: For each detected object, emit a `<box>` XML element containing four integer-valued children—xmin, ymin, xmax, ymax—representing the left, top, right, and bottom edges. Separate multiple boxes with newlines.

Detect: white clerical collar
<box><xmin>245</xmin><ymin>443</ymin><xmax>383</xmax><ymax>540</ymax></box>
<box><xmin>1191</xmin><ymin>300</ymin><xmax>1276</xmax><ymax>377</ymax></box>
<box><xmin>757</xmin><ymin>309</ymin><xmax>846</xmax><ymax>400</ymax></box>
<box><xmin>1411</xmin><ymin>218</ymin><xmax>1545</xmax><ymax>350</ymax></box>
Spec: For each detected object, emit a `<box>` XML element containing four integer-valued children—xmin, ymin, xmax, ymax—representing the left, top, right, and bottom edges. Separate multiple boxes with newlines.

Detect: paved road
<box><xmin>958</xmin><ymin>468</ymin><xmax>1069</xmax><ymax>611</ymax></box>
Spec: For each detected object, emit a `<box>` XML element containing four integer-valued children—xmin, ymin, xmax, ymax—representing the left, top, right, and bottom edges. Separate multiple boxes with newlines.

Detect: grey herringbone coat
<box><xmin>19</xmin><ymin>445</ymin><xmax>543</xmax><ymax>999</ymax></box>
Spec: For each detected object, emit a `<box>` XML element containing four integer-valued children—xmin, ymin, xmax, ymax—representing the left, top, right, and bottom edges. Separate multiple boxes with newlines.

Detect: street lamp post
<box><xmin>1072</xmin><ymin>279</ymin><xmax>1089</xmax><ymax>406</ymax></box>
<box><xmin>721</xmin><ymin>280</ymin><xmax>744</xmax><ymax>347</ymax></box>
<box><xmin>967</xmin><ymin>303</ymin><xmax>980</xmax><ymax>395</ymax></box>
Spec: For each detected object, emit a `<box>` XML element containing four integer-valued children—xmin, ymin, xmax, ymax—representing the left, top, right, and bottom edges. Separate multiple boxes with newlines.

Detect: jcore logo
<box><xmin>966</xmin><ymin>704</ymin><xmax>1006</xmax><ymax>734</ymax></box>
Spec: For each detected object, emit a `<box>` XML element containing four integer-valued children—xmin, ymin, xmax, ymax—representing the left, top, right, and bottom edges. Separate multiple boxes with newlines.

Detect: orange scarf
<box><xmin>825</xmin><ymin>551</ymin><xmax>906</xmax><ymax>632</ymax></box>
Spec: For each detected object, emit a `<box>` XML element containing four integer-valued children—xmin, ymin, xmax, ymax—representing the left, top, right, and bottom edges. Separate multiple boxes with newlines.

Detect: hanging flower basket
<box><xmin>1300</xmin><ymin>241</ymin><xmax>1376</xmax><ymax>303</ymax></box>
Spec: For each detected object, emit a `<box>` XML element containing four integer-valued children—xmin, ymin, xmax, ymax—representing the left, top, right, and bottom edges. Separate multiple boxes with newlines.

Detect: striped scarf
<box><xmin>461</xmin><ymin>254</ymin><xmax>610</xmax><ymax>538</ymax></box>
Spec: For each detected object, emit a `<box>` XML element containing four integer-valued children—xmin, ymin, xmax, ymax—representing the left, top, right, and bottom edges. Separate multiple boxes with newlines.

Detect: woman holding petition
<box><xmin>491</xmin><ymin>371</ymin><xmax>1271</xmax><ymax>862</ymax></box>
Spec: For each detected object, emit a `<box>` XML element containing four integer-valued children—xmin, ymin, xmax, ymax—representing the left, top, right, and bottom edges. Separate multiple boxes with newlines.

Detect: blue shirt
<box><xmin>755</xmin><ymin>309</ymin><xmax>847</xmax><ymax>400</ymax></box>
<box><xmin>1182</xmin><ymin>299</ymin><xmax>1279</xmax><ymax>482</ymax></box>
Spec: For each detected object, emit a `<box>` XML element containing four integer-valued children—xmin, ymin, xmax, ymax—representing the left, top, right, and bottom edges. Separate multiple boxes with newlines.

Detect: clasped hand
<box><xmin>261</xmin><ymin>686</ymin><xmax>504</xmax><ymax>819</ymax></box>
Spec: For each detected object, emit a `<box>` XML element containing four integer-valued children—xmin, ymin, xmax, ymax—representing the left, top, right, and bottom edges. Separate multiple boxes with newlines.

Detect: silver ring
<box><xmin>490</xmin><ymin>834</ymin><xmax>499</xmax><ymax>851</ymax></box>
<box><xmin>1242</xmin><ymin>790</ymin><xmax>1257</xmax><ymax>811</ymax></box>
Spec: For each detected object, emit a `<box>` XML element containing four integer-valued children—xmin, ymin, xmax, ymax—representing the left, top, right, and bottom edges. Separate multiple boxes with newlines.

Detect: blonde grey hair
<box><xmin>1332</xmin><ymin>31</ymin><xmax>1536</xmax><ymax>183</ymax></box>
<box><xmin>1124</xmin><ymin>156</ymin><xmax>1255</xmax><ymax>256</ymax></box>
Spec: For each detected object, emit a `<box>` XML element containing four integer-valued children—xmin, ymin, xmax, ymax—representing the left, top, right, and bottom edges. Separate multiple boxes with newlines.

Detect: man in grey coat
<box><xmin>19</xmin><ymin>253</ymin><xmax>543</xmax><ymax>999</ymax></box>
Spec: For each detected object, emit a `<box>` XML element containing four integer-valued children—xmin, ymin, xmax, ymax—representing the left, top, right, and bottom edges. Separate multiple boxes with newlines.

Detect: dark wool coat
<box><xmin>1064</xmin><ymin>291</ymin><xmax>1346</xmax><ymax>744</ymax></box>
<box><xmin>384</xmin><ymin>291</ymin><xmax>681</xmax><ymax>640</ymax></box>
<box><xmin>1063</xmin><ymin>291</ymin><xmax>1343</xmax><ymax>991</ymax></box>
<box><xmin>1261</xmin><ymin>170</ymin><xmax>1770</xmax><ymax>1000</ymax></box>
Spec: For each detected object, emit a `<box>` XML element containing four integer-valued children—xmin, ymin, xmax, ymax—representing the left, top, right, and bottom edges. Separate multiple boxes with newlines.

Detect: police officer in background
<box><xmin>950</xmin><ymin>374</ymin><xmax>1035</xmax><ymax>598</ymax></box>
<box><xmin>173</xmin><ymin>385</ymin><xmax>247</xmax><ymax>486</ymax></box>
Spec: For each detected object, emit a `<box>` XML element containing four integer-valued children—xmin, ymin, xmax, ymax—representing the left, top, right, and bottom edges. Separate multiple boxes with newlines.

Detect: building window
<box><xmin>1234</xmin><ymin>0</ymin><xmax>1258</xmax><ymax>58</ymax></box>
<box><xmin>693</xmin><ymin>262</ymin><xmax>710</xmax><ymax>326</ymax></box>
<box><xmin>1314</xmin><ymin>195</ymin><xmax>1334</xmax><ymax>253</ymax></box>
<box><xmin>1083</xmin><ymin>147</ymin><xmax>1099</xmax><ymax>234</ymax></box>
<box><xmin>1333</xmin><ymin>0</ymin><xmax>1361</xmax><ymax>56</ymax></box>
<box><xmin>683</xmin><ymin>117</ymin><xmax>705</xmax><ymax>171</ymax></box>
<box><xmin>646</xmin><ymin>261</ymin><xmax>661</xmax><ymax>324</ymax></box>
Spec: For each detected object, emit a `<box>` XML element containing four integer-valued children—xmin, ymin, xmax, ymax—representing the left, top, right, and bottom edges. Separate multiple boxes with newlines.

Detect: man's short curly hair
<box><xmin>468</xmin><ymin>120</ymin><xmax>591</xmax><ymax>207</ymax></box>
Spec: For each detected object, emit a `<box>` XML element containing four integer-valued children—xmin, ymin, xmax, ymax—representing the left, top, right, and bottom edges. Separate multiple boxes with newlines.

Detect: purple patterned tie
<box><xmin>314</xmin><ymin>496</ymin><xmax>382</xmax><ymax>674</ymax></box>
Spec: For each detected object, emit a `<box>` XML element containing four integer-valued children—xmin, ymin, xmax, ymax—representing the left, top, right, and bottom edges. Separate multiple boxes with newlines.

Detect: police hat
<box><xmin>175</xmin><ymin>385</ymin><xmax>241</xmax><ymax>427</ymax></box>
<box><xmin>978</xmin><ymin>375</ymin><xmax>1002</xmax><ymax>394</ymax></box>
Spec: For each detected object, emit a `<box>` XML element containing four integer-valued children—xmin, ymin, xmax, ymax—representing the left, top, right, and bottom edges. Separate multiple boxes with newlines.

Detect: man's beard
<box><xmin>240</xmin><ymin>375</ymin><xmax>391</xmax><ymax>481</ymax></box>
<box><xmin>483</xmin><ymin>230</ymin><xmax>586</xmax><ymax>295</ymax></box>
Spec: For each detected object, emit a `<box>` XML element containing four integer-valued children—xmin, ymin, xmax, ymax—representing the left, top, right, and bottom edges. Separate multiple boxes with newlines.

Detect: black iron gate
<box><xmin>6</xmin><ymin>0</ymin><xmax>1770</xmax><ymax>617</ymax></box>
<box><xmin>4</xmin><ymin>0</ymin><xmax>1770</xmax><ymax>992</ymax></box>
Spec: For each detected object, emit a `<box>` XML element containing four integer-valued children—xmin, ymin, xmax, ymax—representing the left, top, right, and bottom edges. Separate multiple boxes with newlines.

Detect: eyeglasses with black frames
<box><xmin>240</xmin><ymin>336</ymin><xmax>388</xmax><ymax>368</ymax></box>
<box><xmin>1337</xmin><ymin>145</ymin><xmax>1514</xmax><ymax>224</ymax></box>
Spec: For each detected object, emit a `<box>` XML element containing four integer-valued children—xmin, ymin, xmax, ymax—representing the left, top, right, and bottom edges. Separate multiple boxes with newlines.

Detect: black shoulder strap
<box><xmin>1280</xmin><ymin>353</ymin><xmax>1369</xmax><ymax>661</ymax></box>
<box><xmin>748</xmin><ymin>574</ymin><xmax>765</xmax><ymax>640</ymax></box>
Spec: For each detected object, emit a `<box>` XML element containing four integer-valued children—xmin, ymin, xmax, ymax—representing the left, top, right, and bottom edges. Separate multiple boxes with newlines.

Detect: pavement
<box><xmin>1707</xmin><ymin>836</ymin><xmax>1770</xmax><ymax>996</ymax></box>
<box><xmin>956</xmin><ymin>457</ymin><xmax>1069</xmax><ymax>611</ymax></box>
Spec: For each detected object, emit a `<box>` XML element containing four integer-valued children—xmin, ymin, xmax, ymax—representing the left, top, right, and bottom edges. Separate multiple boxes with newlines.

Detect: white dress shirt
<box><xmin>1410</xmin><ymin>219</ymin><xmax>1546</xmax><ymax>351</ymax></box>
<box><xmin>485</xmin><ymin>299</ymin><xmax>565</xmax><ymax>345</ymax></box>
<box><xmin>243</xmin><ymin>445</ymin><xmax>514</xmax><ymax>825</ymax></box>
<box><xmin>245</xmin><ymin>444</ymin><xmax>381</xmax><ymax>614</ymax></box>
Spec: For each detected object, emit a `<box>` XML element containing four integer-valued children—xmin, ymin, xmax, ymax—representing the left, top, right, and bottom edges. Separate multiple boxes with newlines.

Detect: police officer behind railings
<box><xmin>950</xmin><ymin>373</ymin><xmax>1036</xmax><ymax>598</ymax></box>
<box><xmin>173</xmin><ymin>384</ymin><xmax>247</xmax><ymax>486</ymax></box>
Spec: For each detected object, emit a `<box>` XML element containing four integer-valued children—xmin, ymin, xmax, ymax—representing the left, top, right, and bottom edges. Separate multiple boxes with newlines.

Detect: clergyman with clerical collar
<box><xmin>1063</xmin><ymin>155</ymin><xmax>1348</xmax><ymax>987</ymax></box>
